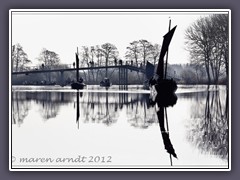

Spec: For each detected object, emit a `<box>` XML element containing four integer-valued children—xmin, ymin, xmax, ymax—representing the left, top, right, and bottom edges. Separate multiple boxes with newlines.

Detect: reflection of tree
<box><xmin>12</xmin><ymin>92</ymin><xmax>31</xmax><ymax>126</ymax></box>
<box><xmin>81</xmin><ymin>92</ymin><xmax>119</xmax><ymax>126</ymax></box>
<box><xmin>101</xmin><ymin>92</ymin><xmax>118</xmax><ymax>126</ymax></box>
<box><xmin>127</xmin><ymin>94</ymin><xmax>157</xmax><ymax>129</ymax></box>
<box><xmin>187</xmin><ymin>86</ymin><xmax>228</xmax><ymax>160</ymax></box>
<box><xmin>12</xmin><ymin>91</ymin><xmax>75</xmax><ymax>125</ymax></box>
<box><xmin>32</xmin><ymin>92</ymin><xmax>73</xmax><ymax>121</ymax></box>
<box><xmin>20</xmin><ymin>91</ymin><xmax>74</xmax><ymax>104</ymax></box>
<box><xmin>38</xmin><ymin>92</ymin><xmax>60</xmax><ymax>120</ymax></box>
<box><xmin>80</xmin><ymin>92</ymin><xmax>157</xmax><ymax>127</ymax></box>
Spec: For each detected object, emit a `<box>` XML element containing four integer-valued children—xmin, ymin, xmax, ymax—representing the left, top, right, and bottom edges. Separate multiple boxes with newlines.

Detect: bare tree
<box><xmin>89</xmin><ymin>46</ymin><xmax>95</xmax><ymax>65</ymax></box>
<box><xmin>89</xmin><ymin>46</ymin><xmax>96</xmax><ymax>82</ymax></box>
<box><xmin>185</xmin><ymin>17</ymin><xmax>213</xmax><ymax>84</ymax></box>
<box><xmin>139</xmin><ymin>39</ymin><xmax>154</xmax><ymax>65</ymax></box>
<box><xmin>185</xmin><ymin>14</ymin><xmax>229</xmax><ymax>85</ymax></box>
<box><xmin>211</xmin><ymin>14</ymin><xmax>229</xmax><ymax>84</ymax></box>
<box><xmin>12</xmin><ymin>43</ymin><xmax>31</xmax><ymax>72</ymax></box>
<box><xmin>125</xmin><ymin>40</ymin><xmax>160</xmax><ymax>66</ymax></box>
<box><xmin>100</xmin><ymin>43</ymin><xmax>119</xmax><ymax>65</ymax></box>
<box><xmin>94</xmin><ymin>45</ymin><xmax>105</xmax><ymax>83</ymax></box>
<box><xmin>125</xmin><ymin>40</ymin><xmax>140</xmax><ymax>65</ymax></box>
<box><xmin>95</xmin><ymin>45</ymin><xmax>104</xmax><ymax>66</ymax></box>
<box><xmin>38</xmin><ymin>48</ymin><xmax>60</xmax><ymax>82</ymax></box>
<box><xmin>99</xmin><ymin>43</ymin><xmax>119</xmax><ymax>77</ymax></box>
<box><xmin>38</xmin><ymin>48</ymin><xmax>60</xmax><ymax>68</ymax></box>
<box><xmin>149</xmin><ymin>43</ymin><xmax>161</xmax><ymax>65</ymax></box>
<box><xmin>81</xmin><ymin>46</ymin><xmax>90</xmax><ymax>67</ymax></box>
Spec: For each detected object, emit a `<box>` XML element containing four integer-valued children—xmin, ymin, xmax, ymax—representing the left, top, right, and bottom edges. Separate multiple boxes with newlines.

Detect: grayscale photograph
<box><xmin>9</xmin><ymin>9</ymin><xmax>230</xmax><ymax>171</ymax></box>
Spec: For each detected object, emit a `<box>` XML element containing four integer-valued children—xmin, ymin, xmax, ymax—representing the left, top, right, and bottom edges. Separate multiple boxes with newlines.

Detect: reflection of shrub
<box><xmin>188</xmin><ymin>117</ymin><xmax>228</xmax><ymax>160</ymax></box>
<box><xmin>186</xmin><ymin>89</ymin><xmax>228</xmax><ymax>160</ymax></box>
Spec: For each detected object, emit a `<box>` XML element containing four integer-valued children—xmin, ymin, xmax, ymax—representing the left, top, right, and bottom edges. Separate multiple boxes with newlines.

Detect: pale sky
<box><xmin>11</xmin><ymin>10</ymin><xmax>228</xmax><ymax>65</ymax></box>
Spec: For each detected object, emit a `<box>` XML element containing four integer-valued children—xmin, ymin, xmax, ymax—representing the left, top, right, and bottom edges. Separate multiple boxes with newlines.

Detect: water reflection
<box><xmin>11</xmin><ymin>87</ymin><xmax>228</xmax><ymax>126</ymax></box>
<box><xmin>12</xmin><ymin>91</ymin><xmax>161</xmax><ymax>128</ymax></box>
<box><xmin>74</xmin><ymin>91</ymin><xmax>119</xmax><ymax>127</ymax></box>
<box><xmin>185</xmin><ymin>86</ymin><xmax>228</xmax><ymax>160</ymax></box>
<box><xmin>157</xmin><ymin>107</ymin><xmax>177</xmax><ymax>160</ymax></box>
<box><xmin>81</xmin><ymin>92</ymin><xmax>119</xmax><ymax>126</ymax></box>
<box><xmin>152</xmin><ymin>92</ymin><xmax>178</xmax><ymax>165</ymax></box>
<box><xmin>12</xmin><ymin>92</ymin><xmax>31</xmax><ymax>126</ymax></box>
<box><xmin>11</xmin><ymin>85</ymin><xmax>229</xmax><ymax>165</ymax></box>
<box><xmin>127</xmin><ymin>94</ymin><xmax>158</xmax><ymax>129</ymax></box>
<box><xmin>75</xmin><ymin>91</ymin><xmax>82</xmax><ymax>129</ymax></box>
<box><xmin>39</xmin><ymin>92</ymin><xmax>60</xmax><ymax>120</ymax></box>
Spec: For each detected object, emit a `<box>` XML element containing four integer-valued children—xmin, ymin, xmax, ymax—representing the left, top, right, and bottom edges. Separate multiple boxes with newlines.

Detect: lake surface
<box><xmin>11</xmin><ymin>85</ymin><xmax>229</xmax><ymax>169</ymax></box>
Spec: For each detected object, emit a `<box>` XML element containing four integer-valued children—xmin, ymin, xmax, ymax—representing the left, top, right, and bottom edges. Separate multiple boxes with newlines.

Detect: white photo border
<box><xmin>9</xmin><ymin>9</ymin><xmax>231</xmax><ymax>171</ymax></box>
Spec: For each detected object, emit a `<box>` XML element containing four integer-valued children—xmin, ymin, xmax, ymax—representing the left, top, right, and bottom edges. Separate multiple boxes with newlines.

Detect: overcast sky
<box><xmin>11</xmin><ymin>10</ymin><xmax>228</xmax><ymax>65</ymax></box>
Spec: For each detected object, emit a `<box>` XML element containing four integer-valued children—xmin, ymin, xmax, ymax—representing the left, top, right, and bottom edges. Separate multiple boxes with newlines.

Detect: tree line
<box><xmin>12</xmin><ymin>40</ymin><xmax>161</xmax><ymax>72</ymax></box>
<box><xmin>11</xmin><ymin>40</ymin><xmax>161</xmax><ymax>85</ymax></box>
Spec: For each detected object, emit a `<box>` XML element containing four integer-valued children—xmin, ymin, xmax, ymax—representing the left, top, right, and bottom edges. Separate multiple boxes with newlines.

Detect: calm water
<box><xmin>11</xmin><ymin>85</ymin><xmax>229</xmax><ymax>169</ymax></box>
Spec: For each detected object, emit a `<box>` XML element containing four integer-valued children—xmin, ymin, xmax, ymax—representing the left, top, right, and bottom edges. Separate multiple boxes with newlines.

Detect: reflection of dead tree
<box><xmin>187</xmin><ymin>86</ymin><xmax>228</xmax><ymax>160</ymax></box>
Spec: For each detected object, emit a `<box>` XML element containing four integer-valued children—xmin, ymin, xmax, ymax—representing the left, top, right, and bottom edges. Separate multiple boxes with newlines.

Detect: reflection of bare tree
<box><xmin>187</xmin><ymin>86</ymin><xmax>228</xmax><ymax>160</ymax></box>
<box><xmin>101</xmin><ymin>92</ymin><xmax>118</xmax><ymax>126</ymax></box>
<box><xmin>78</xmin><ymin>92</ymin><xmax>161</xmax><ymax>128</ymax></box>
<box><xmin>12</xmin><ymin>91</ymin><xmax>75</xmax><ymax>125</ymax></box>
<box><xmin>80</xmin><ymin>92</ymin><xmax>158</xmax><ymax>128</ymax></box>
<box><xmin>20</xmin><ymin>92</ymin><xmax>74</xmax><ymax>120</ymax></box>
<box><xmin>12</xmin><ymin>92</ymin><xmax>31</xmax><ymax>126</ymax></box>
<box><xmin>17</xmin><ymin>91</ymin><xmax>74</xmax><ymax>104</ymax></box>
<box><xmin>80</xmin><ymin>92</ymin><xmax>119</xmax><ymax>126</ymax></box>
<box><xmin>38</xmin><ymin>92</ymin><xmax>60</xmax><ymax>120</ymax></box>
<box><xmin>127</xmin><ymin>94</ymin><xmax>158</xmax><ymax>129</ymax></box>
